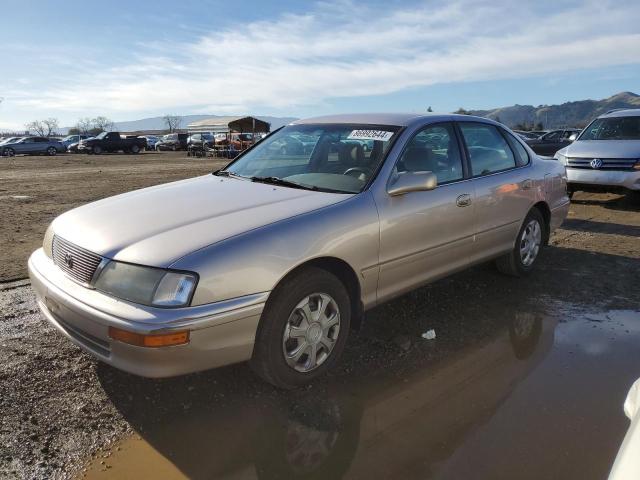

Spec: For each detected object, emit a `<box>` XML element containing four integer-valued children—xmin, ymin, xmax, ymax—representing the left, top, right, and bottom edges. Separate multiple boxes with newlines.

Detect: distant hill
<box><xmin>60</xmin><ymin>114</ymin><xmax>298</xmax><ymax>134</ymax></box>
<box><xmin>465</xmin><ymin>91</ymin><xmax>640</xmax><ymax>129</ymax></box>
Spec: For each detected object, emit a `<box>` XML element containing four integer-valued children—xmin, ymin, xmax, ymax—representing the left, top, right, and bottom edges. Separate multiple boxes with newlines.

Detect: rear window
<box><xmin>579</xmin><ymin>116</ymin><xmax>640</xmax><ymax>140</ymax></box>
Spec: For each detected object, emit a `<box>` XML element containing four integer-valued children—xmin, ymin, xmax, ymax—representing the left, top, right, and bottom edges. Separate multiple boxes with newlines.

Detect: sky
<box><xmin>1</xmin><ymin>0</ymin><xmax>640</xmax><ymax>130</ymax></box>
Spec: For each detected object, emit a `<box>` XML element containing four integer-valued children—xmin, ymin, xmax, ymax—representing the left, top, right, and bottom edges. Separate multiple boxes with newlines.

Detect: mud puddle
<box><xmin>79</xmin><ymin>307</ymin><xmax>639</xmax><ymax>480</ymax></box>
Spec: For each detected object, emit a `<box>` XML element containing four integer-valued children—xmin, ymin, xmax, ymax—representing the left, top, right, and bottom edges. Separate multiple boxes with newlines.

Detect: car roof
<box><xmin>599</xmin><ymin>108</ymin><xmax>640</xmax><ymax>118</ymax></box>
<box><xmin>291</xmin><ymin>112</ymin><xmax>496</xmax><ymax>127</ymax></box>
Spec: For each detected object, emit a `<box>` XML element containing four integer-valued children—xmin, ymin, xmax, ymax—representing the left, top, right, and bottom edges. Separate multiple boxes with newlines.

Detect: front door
<box><xmin>375</xmin><ymin>122</ymin><xmax>476</xmax><ymax>303</ymax></box>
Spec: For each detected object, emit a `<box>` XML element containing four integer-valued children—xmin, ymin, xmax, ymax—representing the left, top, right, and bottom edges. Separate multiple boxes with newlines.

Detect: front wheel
<box><xmin>251</xmin><ymin>267</ymin><xmax>351</xmax><ymax>389</ymax></box>
<box><xmin>46</xmin><ymin>147</ymin><xmax>57</xmax><ymax>156</ymax></box>
<box><xmin>3</xmin><ymin>148</ymin><xmax>15</xmax><ymax>157</ymax></box>
<box><xmin>92</xmin><ymin>145</ymin><xmax>102</xmax><ymax>155</ymax></box>
<box><xmin>496</xmin><ymin>208</ymin><xmax>546</xmax><ymax>276</ymax></box>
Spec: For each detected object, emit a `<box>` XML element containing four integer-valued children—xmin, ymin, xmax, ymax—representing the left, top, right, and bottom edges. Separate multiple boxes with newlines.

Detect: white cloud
<box><xmin>2</xmin><ymin>0</ymin><xmax>640</xmax><ymax>127</ymax></box>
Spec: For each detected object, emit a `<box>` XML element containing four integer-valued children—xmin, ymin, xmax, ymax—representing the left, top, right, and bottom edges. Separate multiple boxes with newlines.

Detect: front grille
<box><xmin>566</xmin><ymin>157</ymin><xmax>638</xmax><ymax>171</ymax></box>
<box><xmin>52</xmin><ymin>235</ymin><xmax>102</xmax><ymax>284</ymax></box>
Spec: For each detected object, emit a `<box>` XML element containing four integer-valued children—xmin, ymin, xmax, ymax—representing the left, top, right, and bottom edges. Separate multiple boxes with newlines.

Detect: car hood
<box><xmin>561</xmin><ymin>140</ymin><xmax>640</xmax><ymax>158</ymax></box>
<box><xmin>51</xmin><ymin>175</ymin><xmax>352</xmax><ymax>267</ymax></box>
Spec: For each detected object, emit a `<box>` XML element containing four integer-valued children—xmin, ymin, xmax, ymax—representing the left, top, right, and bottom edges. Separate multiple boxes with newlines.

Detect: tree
<box><xmin>454</xmin><ymin>107</ymin><xmax>471</xmax><ymax>115</ymax></box>
<box><xmin>163</xmin><ymin>114</ymin><xmax>182</xmax><ymax>133</ymax></box>
<box><xmin>68</xmin><ymin>127</ymin><xmax>80</xmax><ymax>135</ymax></box>
<box><xmin>427</xmin><ymin>106</ymin><xmax>433</xmax><ymax>112</ymax></box>
<box><xmin>25</xmin><ymin>118</ymin><xmax>59</xmax><ymax>136</ymax></box>
<box><xmin>75</xmin><ymin>117</ymin><xmax>93</xmax><ymax>134</ymax></box>
<box><xmin>92</xmin><ymin>116</ymin><xmax>115</xmax><ymax>133</ymax></box>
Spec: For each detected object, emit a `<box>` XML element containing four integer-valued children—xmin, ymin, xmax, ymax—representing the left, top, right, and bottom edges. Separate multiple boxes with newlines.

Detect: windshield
<box><xmin>224</xmin><ymin>124</ymin><xmax>401</xmax><ymax>194</ymax></box>
<box><xmin>96</xmin><ymin>132</ymin><xmax>108</xmax><ymax>139</ymax></box>
<box><xmin>579</xmin><ymin>116</ymin><xmax>640</xmax><ymax>140</ymax></box>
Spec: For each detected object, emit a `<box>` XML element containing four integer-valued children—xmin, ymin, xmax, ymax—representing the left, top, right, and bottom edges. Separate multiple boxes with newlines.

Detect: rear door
<box><xmin>457</xmin><ymin>122</ymin><xmax>535</xmax><ymax>264</ymax></box>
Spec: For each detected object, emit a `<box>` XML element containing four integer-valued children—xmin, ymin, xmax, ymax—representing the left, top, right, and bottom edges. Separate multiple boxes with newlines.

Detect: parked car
<box><xmin>59</xmin><ymin>135</ymin><xmax>90</xmax><ymax>149</ymax></box>
<box><xmin>78</xmin><ymin>132</ymin><xmax>147</xmax><ymax>154</ymax></box>
<box><xmin>155</xmin><ymin>133</ymin><xmax>188</xmax><ymax>151</ymax></box>
<box><xmin>0</xmin><ymin>136</ymin><xmax>21</xmax><ymax>146</ymax></box>
<box><xmin>609</xmin><ymin>377</ymin><xmax>640</xmax><ymax>479</ymax></box>
<box><xmin>1</xmin><ymin>136</ymin><xmax>65</xmax><ymax>156</ymax></box>
<box><xmin>28</xmin><ymin>113</ymin><xmax>569</xmax><ymax>388</ymax></box>
<box><xmin>141</xmin><ymin>135</ymin><xmax>160</xmax><ymax>151</ymax></box>
<box><xmin>525</xmin><ymin>128</ymin><xmax>581</xmax><ymax>156</ymax></box>
<box><xmin>187</xmin><ymin>133</ymin><xmax>215</xmax><ymax>148</ymax></box>
<box><xmin>513</xmin><ymin>130</ymin><xmax>541</xmax><ymax>140</ymax></box>
<box><xmin>554</xmin><ymin>109</ymin><xmax>640</xmax><ymax>197</ymax></box>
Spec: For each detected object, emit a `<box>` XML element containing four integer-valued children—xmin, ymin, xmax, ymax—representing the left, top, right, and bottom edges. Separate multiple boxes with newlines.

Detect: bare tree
<box><xmin>43</xmin><ymin>118</ymin><xmax>59</xmax><ymax>136</ymax></box>
<box><xmin>163</xmin><ymin>114</ymin><xmax>182</xmax><ymax>133</ymax></box>
<box><xmin>75</xmin><ymin>117</ymin><xmax>93</xmax><ymax>134</ymax></box>
<box><xmin>25</xmin><ymin>118</ymin><xmax>59</xmax><ymax>136</ymax></box>
<box><xmin>25</xmin><ymin>120</ymin><xmax>46</xmax><ymax>136</ymax></box>
<box><xmin>92</xmin><ymin>116</ymin><xmax>115</xmax><ymax>133</ymax></box>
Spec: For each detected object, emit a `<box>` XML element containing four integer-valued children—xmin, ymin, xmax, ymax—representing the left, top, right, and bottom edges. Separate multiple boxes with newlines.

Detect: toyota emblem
<box><xmin>590</xmin><ymin>158</ymin><xmax>603</xmax><ymax>169</ymax></box>
<box><xmin>64</xmin><ymin>253</ymin><xmax>74</xmax><ymax>269</ymax></box>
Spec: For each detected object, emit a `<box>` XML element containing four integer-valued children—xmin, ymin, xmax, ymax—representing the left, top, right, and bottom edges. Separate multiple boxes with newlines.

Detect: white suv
<box><xmin>554</xmin><ymin>109</ymin><xmax>640</xmax><ymax>197</ymax></box>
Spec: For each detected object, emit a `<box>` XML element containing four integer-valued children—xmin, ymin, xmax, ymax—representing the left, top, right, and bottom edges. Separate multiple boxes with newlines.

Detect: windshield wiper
<box><xmin>249</xmin><ymin>176</ymin><xmax>319</xmax><ymax>191</ymax></box>
<box><xmin>213</xmin><ymin>170</ymin><xmax>248</xmax><ymax>180</ymax></box>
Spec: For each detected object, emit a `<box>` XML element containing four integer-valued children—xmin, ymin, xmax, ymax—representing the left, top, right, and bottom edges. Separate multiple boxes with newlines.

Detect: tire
<box><xmin>4</xmin><ymin>148</ymin><xmax>15</xmax><ymax>157</ymax></box>
<box><xmin>171</xmin><ymin>145</ymin><xmax>176</xmax><ymax>151</ymax></box>
<box><xmin>131</xmin><ymin>145</ymin><xmax>140</xmax><ymax>154</ymax></box>
<box><xmin>251</xmin><ymin>267</ymin><xmax>351</xmax><ymax>389</ymax></box>
<box><xmin>46</xmin><ymin>147</ymin><xmax>57</xmax><ymax>156</ymax></box>
<box><xmin>496</xmin><ymin>208</ymin><xmax>546</xmax><ymax>277</ymax></box>
<box><xmin>92</xmin><ymin>145</ymin><xmax>102</xmax><ymax>155</ymax></box>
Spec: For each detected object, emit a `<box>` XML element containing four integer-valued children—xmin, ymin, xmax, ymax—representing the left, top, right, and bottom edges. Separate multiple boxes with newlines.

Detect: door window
<box><xmin>459</xmin><ymin>122</ymin><xmax>516</xmax><ymax>176</ymax></box>
<box><xmin>397</xmin><ymin>123</ymin><xmax>463</xmax><ymax>184</ymax></box>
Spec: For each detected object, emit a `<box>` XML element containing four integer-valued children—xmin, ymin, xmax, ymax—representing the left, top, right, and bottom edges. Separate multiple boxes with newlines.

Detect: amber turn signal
<box><xmin>108</xmin><ymin>327</ymin><xmax>190</xmax><ymax>348</ymax></box>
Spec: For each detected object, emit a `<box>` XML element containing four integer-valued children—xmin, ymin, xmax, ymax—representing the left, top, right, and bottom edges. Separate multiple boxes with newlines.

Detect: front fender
<box><xmin>171</xmin><ymin>192</ymin><xmax>381</xmax><ymax>308</ymax></box>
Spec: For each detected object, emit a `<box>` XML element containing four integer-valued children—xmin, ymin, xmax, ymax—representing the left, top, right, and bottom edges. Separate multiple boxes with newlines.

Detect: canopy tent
<box><xmin>187</xmin><ymin>116</ymin><xmax>271</xmax><ymax>134</ymax></box>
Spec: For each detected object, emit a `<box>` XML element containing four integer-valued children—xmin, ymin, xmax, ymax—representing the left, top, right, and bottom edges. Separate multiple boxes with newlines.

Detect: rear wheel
<box><xmin>251</xmin><ymin>267</ymin><xmax>351</xmax><ymax>389</ymax></box>
<box><xmin>46</xmin><ymin>146</ymin><xmax>57</xmax><ymax>156</ymax></box>
<box><xmin>131</xmin><ymin>144</ymin><xmax>140</xmax><ymax>154</ymax></box>
<box><xmin>496</xmin><ymin>208</ymin><xmax>545</xmax><ymax>276</ymax></box>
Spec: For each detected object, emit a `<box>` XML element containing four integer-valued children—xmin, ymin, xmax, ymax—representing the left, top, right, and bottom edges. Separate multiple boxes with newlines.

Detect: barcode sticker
<box><xmin>347</xmin><ymin>130</ymin><xmax>394</xmax><ymax>141</ymax></box>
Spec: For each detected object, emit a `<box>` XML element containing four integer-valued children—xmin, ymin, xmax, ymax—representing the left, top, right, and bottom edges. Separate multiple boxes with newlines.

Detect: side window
<box><xmin>459</xmin><ymin>122</ymin><xmax>516</xmax><ymax>176</ymax></box>
<box><xmin>397</xmin><ymin>123</ymin><xmax>463</xmax><ymax>184</ymax></box>
<box><xmin>502</xmin><ymin>129</ymin><xmax>530</xmax><ymax>167</ymax></box>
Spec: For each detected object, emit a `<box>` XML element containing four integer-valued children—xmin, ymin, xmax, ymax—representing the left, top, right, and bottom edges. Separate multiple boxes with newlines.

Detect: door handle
<box><xmin>456</xmin><ymin>194</ymin><xmax>472</xmax><ymax>207</ymax></box>
<box><xmin>521</xmin><ymin>179</ymin><xmax>533</xmax><ymax>190</ymax></box>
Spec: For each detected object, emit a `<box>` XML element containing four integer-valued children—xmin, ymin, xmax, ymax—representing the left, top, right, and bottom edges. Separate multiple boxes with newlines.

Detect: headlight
<box><xmin>554</xmin><ymin>152</ymin><xmax>567</xmax><ymax>165</ymax></box>
<box><xmin>94</xmin><ymin>261</ymin><xmax>197</xmax><ymax>307</ymax></box>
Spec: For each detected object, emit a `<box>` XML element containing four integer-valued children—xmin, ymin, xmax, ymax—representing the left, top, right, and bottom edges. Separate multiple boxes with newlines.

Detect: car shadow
<box><xmin>571</xmin><ymin>192</ymin><xmax>640</xmax><ymax>212</ymax></box>
<box><xmin>560</xmin><ymin>218</ymin><xmax>640</xmax><ymax>237</ymax></box>
<box><xmin>96</xmin><ymin>246</ymin><xmax>638</xmax><ymax>479</ymax></box>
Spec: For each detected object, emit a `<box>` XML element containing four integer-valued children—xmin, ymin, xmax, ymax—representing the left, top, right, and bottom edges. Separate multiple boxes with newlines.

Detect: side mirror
<box><xmin>387</xmin><ymin>171</ymin><xmax>438</xmax><ymax>196</ymax></box>
<box><xmin>568</xmin><ymin>133</ymin><xmax>577</xmax><ymax>142</ymax></box>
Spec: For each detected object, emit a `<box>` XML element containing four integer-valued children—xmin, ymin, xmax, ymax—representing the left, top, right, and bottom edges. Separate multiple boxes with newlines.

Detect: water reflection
<box><xmin>87</xmin><ymin>309</ymin><xmax>555</xmax><ymax>480</ymax></box>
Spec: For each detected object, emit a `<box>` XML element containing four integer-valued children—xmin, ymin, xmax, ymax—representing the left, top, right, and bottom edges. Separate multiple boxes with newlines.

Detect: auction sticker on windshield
<box><xmin>347</xmin><ymin>130</ymin><xmax>394</xmax><ymax>141</ymax></box>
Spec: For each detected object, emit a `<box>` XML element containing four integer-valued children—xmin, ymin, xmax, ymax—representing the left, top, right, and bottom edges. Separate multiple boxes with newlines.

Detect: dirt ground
<box><xmin>0</xmin><ymin>152</ymin><xmax>228</xmax><ymax>282</ymax></box>
<box><xmin>0</xmin><ymin>154</ymin><xmax>639</xmax><ymax>479</ymax></box>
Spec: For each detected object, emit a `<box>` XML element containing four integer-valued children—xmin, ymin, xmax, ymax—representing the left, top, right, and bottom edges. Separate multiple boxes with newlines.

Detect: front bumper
<box><xmin>566</xmin><ymin>168</ymin><xmax>640</xmax><ymax>191</ymax></box>
<box><xmin>28</xmin><ymin>248</ymin><xmax>266</xmax><ymax>377</ymax></box>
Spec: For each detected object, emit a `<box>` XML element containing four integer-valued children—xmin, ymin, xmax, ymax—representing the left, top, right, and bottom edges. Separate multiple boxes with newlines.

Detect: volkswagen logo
<box><xmin>590</xmin><ymin>158</ymin><xmax>603</xmax><ymax>169</ymax></box>
<box><xmin>64</xmin><ymin>253</ymin><xmax>74</xmax><ymax>269</ymax></box>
